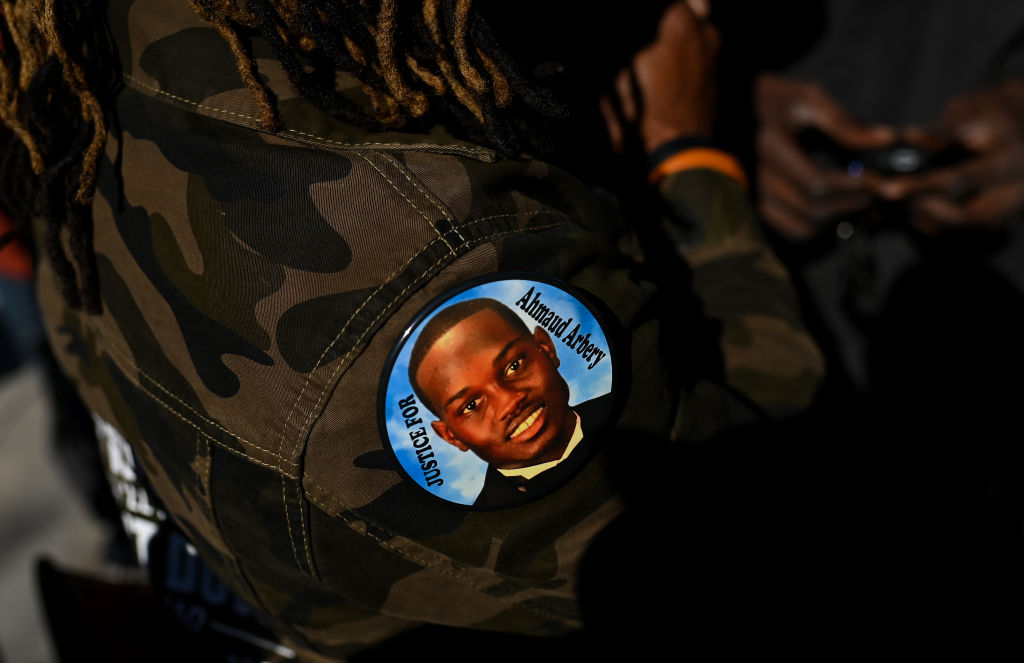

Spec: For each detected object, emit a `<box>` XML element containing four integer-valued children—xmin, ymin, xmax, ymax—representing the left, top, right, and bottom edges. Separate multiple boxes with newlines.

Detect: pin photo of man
<box><xmin>407</xmin><ymin>297</ymin><xmax>611</xmax><ymax>507</ymax></box>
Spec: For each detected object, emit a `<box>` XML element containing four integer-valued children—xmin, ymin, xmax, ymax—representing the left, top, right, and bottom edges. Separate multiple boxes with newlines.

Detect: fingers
<box><xmin>598</xmin><ymin>1</ymin><xmax>717</xmax><ymax>156</ymax></box>
<box><xmin>808</xmin><ymin>100</ymin><xmax>896</xmax><ymax>152</ymax></box>
<box><xmin>909</xmin><ymin>181</ymin><xmax>1024</xmax><ymax>234</ymax></box>
<box><xmin>612</xmin><ymin>66</ymin><xmax>639</xmax><ymax>125</ymax></box>
<box><xmin>879</xmin><ymin>147</ymin><xmax>1024</xmax><ymax>200</ymax></box>
<box><xmin>598</xmin><ymin>94</ymin><xmax>626</xmax><ymax>156</ymax></box>
<box><xmin>937</xmin><ymin>89</ymin><xmax>1016</xmax><ymax>151</ymax></box>
<box><xmin>756</xmin><ymin>77</ymin><xmax>1024</xmax><ymax>238</ymax></box>
<box><xmin>685</xmin><ymin>0</ymin><xmax>710</xmax><ymax>19</ymax></box>
<box><xmin>968</xmin><ymin>180</ymin><xmax>1024</xmax><ymax>226</ymax></box>
<box><xmin>758</xmin><ymin>169</ymin><xmax>874</xmax><ymax>241</ymax></box>
<box><xmin>760</xmin><ymin>197</ymin><xmax>819</xmax><ymax>242</ymax></box>
<box><xmin>907</xmin><ymin>194</ymin><xmax>966</xmax><ymax>235</ymax></box>
<box><xmin>760</xmin><ymin>125</ymin><xmax>876</xmax><ymax>196</ymax></box>
<box><xmin>900</xmin><ymin>125</ymin><xmax>954</xmax><ymax>155</ymax></box>
<box><xmin>891</xmin><ymin>82</ymin><xmax>1024</xmax><ymax>232</ymax></box>
<box><xmin>760</xmin><ymin>165</ymin><xmax>876</xmax><ymax>221</ymax></box>
<box><xmin>756</xmin><ymin>74</ymin><xmax>896</xmax><ymax>151</ymax></box>
<box><xmin>757</xmin><ymin>125</ymin><xmax>877</xmax><ymax>240</ymax></box>
<box><xmin>623</xmin><ymin>0</ymin><xmax>720</xmax><ymax>152</ymax></box>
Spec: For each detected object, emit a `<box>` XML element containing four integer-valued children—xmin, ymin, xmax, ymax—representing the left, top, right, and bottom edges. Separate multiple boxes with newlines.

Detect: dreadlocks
<box><xmin>0</xmin><ymin>0</ymin><xmax>114</xmax><ymax>313</ymax></box>
<box><xmin>0</xmin><ymin>0</ymin><xmax>569</xmax><ymax>314</ymax></box>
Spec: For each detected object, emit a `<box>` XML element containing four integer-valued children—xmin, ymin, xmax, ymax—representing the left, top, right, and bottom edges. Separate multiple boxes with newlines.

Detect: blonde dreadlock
<box><xmin>0</xmin><ymin>0</ymin><xmax>114</xmax><ymax>312</ymax></box>
<box><xmin>0</xmin><ymin>0</ymin><xmax>568</xmax><ymax>314</ymax></box>
<box><xmin>199</xmin><ymin>0</ymin><xmax>550</xmax><ymax>138</ymax></box>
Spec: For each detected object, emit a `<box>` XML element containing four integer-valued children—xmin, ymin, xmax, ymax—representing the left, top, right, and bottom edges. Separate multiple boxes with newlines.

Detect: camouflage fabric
<box><xmin>32</xmin><ymin>0</ymin><xmax>823</xmax><ymax>659</ymax></box>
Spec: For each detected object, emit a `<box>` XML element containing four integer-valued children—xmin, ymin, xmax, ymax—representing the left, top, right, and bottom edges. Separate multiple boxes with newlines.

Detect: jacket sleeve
<box><xmin>657</xmin><ymin>168</ymin><xmax>825</xmax><ymax>417</ymax></box>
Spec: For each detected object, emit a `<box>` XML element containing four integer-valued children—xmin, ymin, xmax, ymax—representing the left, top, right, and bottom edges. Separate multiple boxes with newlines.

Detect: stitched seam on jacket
<box><xmin>121</xmin><ymin>362</ymin><xmax>299</xmax><ymax>478</ymax></box>
<box><xmin>300</xmin><ymin>221</ymin><xmax>574</xmax><ymax>616</ymax></box>
<box><xmin>281</xmin><ymin>476</ymin><xmax>305</xmax><ymax>573</ymax></box>
<box><xmin>276</xmin><ymin>163</ymin><xmax>538</xmax><ymax>461</ymax></box>
<box><xmin>377</xmin><ymin>153</ymin><xmax>467</xmax><ymax>246</ymax></box>
<box><xmin>94</xmin><ymin>213</ymin><xmax>556</xmax><ymax>470</ymax></box>
<box><xmin>379</xmin><ymin>153</ymin><xmax>452</xmax><ymax>216</ymax></box>
<box><xmin>352</xmin><ymin>152</ymin><xmax>455</xmax><ymax>253</ymax></box>
<box><xmin>300</xmin><ymin>220</ymin><xmax>570</xmax><ymax>518</ymax></box>
<box><xmin>301</xmin><ymin>490</ymin><xmax>570</xmax><ymax>624</ymax></box>
<box><xmin>280</xmin><ymin>213</ymin><xmax>569</xmax><ymax>460</ymax></box>
<box><xmin>202</xmin><ymin>439</ymin><xmax>294</xmax><ymax>620</ymax></box>
<box><xmin>83</xmin><ymin>211</ymin><xmax>567</xmax><ymax>479</ymax></box>
<box><xmin>272</xmin><ymin>235</ymin><xmax>447</xmax><ymax>463</ymax></box>
<box><xmin>285</xmin><ymin>250</ymin><xmax>455</xmax><ymax>461</ymax></box>
<box><xmin>196</xmin><ymin>433</ymin><xmax>212</xmax><ymax>507</ymax></box>
<box><xmin>195</xmin><ymin>433</ymin><xmax>204</xmax><ymax>490</ymax></box>
<box><xmin>324</xmin><ymin>492</ymin><xmax>568</xmax><ymax>623</ymax></box>
<box><xmin>99</xmin><ymin>338</ymin><xmax>290</xmax><ymax>464</ymax></box>
<box><xmin>201</xmin><ymin>436</ymin><xmax>211</xmax><ymax>488</ymax></box>
<box><xmin>297</xmin><ymin>482</ymin><xmax>318</xmax><ymax>578</ymax></box>
<box><xmin>122</xmin><ymin>75</ymin><xmax>495</xmax><ymax>160</ymax></box>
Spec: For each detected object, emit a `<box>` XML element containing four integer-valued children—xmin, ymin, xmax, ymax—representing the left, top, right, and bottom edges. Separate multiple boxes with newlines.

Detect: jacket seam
<box><xmin>283</xmin><ymin>214</ymin><xmax>568</xmax><ymax>462</ymax></box>
<box><xmin>108</xmin><ymin>351</ymin><xmax>299</xmax><ymax>477</ymax></box>
<box><xmin>351</xmin><ymin>152</ymin><xmax>456</xmax><ymax>253</ymax></box>
<box><xmin>283</xmin><ymin>250</ymin><xmax>456</xmax><ymax>462</ymax></box>
<box><xmin>205</xmin><ymin>442</ymin><xmax>298</xmax><ymax>623</ymax></box>
<box><xmin>301</xmin><ymin>218</ymin><xmax>569</xmax><ymax>512</ymax></box>
<box><xmin>377</xmin><ymin>152</ymin><xmax>467</xmax><ymax>246</ymax></box>
<box><xmin>297</xmin><ymin>220</ymin><xmax>574</xmax><ymax>623</ymax></box>
<box><xmin>272</xmin><ymin>234</ymin><xmax>449</xmax><ymax>463</ymax></box>
<box><xmin>297</xmin><ymin>481</ymin><xmax>318</xmax><ymax>577</ymax></box>
<box><xmin>196</xmin><ymin>433</ymin><xmax>211</xmax><ymax>499</ymax></box>
<box><xmin>122</xmin><ymin>74</ymin><xmax>496</xmax><ymax>161</ymax></box>
<box><xmin>99</xmin><ymin>336</ymin><xmax>293</xmax><ymax>466</ymax></box>
<box><xmin>79</xmin><ymin>212</ymin><xmax>567</xmax><ymax>481</ymax></box>
<box><xmin>302</xmin><ymin>489</ymin><xmax>572</xmax><ymax>625</ymax></box>
<box><xmin>281</xmin><ymin>475</ymin><xmax>305</xmax><ymax>574</ymax></box>
<box><xmin>274</xmin><ymin>150</ymin><xmax>465</xmax><ymax>549</ymax></box>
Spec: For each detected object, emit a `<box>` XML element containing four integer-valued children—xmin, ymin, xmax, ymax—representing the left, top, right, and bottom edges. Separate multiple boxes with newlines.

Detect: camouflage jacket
<box><xmin>33</xmin><ymin>0</ymin><xmax>823</xmax><ymax>659</ymax></box>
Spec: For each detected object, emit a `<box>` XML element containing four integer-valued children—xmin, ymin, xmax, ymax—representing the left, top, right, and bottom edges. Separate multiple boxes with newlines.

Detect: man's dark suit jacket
<box><xmin>472</xmin><ymin>392</ymin><xmax>614</xmax><ymax>508</ymax></box>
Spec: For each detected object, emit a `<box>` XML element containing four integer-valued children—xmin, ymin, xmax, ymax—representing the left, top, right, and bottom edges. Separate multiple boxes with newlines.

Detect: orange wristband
<box><xmin>648</xmin><ymin>147</ymin><xmax>749</xmax><ymax>189</ymax></box>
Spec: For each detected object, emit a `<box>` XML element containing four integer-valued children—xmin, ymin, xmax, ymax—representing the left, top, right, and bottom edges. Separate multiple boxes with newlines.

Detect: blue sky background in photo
<box><xmin>382</xmin><ymin>278</ymin><xmax>614</xmax><ymax>505</ymax></box>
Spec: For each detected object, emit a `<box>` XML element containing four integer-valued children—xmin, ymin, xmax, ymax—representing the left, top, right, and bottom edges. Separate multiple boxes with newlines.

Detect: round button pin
<box><xmin>378</xmin><ymin>274</ymin><xmax>617</xmax><ymax>508</ymax></box>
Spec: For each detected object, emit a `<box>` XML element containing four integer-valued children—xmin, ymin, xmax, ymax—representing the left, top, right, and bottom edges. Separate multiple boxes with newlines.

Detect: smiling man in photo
<box><xmin>409</xmin><ymin>298</ymin><xmax>610</xmax><ymax>507</ymax></box>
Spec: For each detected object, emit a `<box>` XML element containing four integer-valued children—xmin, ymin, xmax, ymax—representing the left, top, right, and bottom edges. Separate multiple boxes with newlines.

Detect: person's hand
<box><xmin>601</xmin><ymin>0</ymin><xmax>719</xmax><ymax>156</ymax></box>
<box><xmin>755</xmin><ymin>74</ymin><xmax>896</xmax><ymax>241</ymax></box>
<box><xmin>877</xmin><ymin>80</ymin><xmax>1024</xmax><ymax>235</ymax></box>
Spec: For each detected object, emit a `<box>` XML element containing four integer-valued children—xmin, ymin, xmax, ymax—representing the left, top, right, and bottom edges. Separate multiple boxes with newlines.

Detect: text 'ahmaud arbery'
<box><xmin>515</xmin><ymin>287</ymin><xmax>607</xmax><ymax>370</ymax></box>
